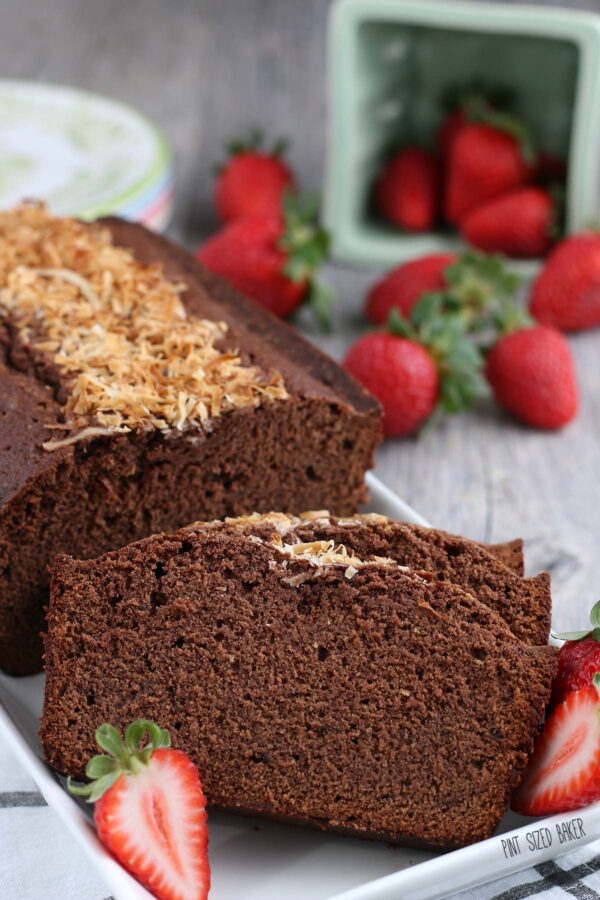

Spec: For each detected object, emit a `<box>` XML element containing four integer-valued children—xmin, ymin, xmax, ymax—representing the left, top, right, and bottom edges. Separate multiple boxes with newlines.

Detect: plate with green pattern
<box><xmin>0</xmin><ymin>80</ymin><xmax>173</xmax><ymax>231</ymax></box>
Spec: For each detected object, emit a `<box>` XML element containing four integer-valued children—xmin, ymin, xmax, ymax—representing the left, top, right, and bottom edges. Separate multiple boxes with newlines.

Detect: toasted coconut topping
<box><xmin>269</xmin><ymin>536</ymin><xmax>398</xmax><ymax>580</ymax></box>
<box><xmin>0</xmin><ymin>204</ymin><xmax>288</xmax><ymax>449</ymax></box>
<box><xmin>187</xmin><ymin>510</ymin><xmax>395</xmax><ymax>535</ymax></box>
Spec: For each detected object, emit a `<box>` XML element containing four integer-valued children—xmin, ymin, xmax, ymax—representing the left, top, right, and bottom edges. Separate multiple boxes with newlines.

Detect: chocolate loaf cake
<box><xmin>41</xmin><ymin>526</ymin><xmax>556</xmax><ymax>850</ymax></box>
<box><xmin>196</xmin><ymin>513</ymin><xmax>550</xmax><ymax>644</ymax></box>
<box><xmin>0</xmin><ymin>205</ymin><xmax>380</xmax><ymax>674</ymax></box>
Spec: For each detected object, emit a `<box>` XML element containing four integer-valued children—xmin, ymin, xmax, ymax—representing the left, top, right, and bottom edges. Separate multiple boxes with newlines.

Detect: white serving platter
<box><xmin>0</xmin><ymin>472</ymin><xmax>599</xmax><ymax>900</ymax></box>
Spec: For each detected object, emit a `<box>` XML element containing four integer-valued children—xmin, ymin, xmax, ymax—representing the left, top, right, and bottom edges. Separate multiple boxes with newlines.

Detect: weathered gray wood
<box><xmin>2</xmin><ymin>0</ymin><xmax>599</xmax><ymax>633</ymax></box>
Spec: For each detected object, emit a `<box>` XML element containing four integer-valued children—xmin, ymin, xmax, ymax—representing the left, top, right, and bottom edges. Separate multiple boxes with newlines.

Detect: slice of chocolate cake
<box><xmin>0</xmin><ymin>204</ymin><xmax>380</xmax><ymax>674</ymax></box>
<box><xmin>485</xmin><ymin>538</ymin><xmax>524</xmax><ymax>576</ymax></box>
<box><xmin>185</xmin><ymin>512</ymin><xmax>551</xmax><ymax>644</ymax></box>
<box><xmin>41</xmin><ymin>527</ymin><xmax>556</xmax><ymax>850</ymax></box>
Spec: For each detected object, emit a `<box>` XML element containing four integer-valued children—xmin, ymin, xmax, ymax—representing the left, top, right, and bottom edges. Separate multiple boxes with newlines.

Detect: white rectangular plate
<box><xmin>0</xmin><ymin>473</ymin><xmax>599</xmax><ymax>900</ymax></box>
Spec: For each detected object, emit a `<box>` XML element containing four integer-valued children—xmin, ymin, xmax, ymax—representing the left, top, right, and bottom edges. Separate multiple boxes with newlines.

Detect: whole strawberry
<box><xmin>552</xmin><ymin>600</ymin><xmax>600</xmax><ymax>708</ymax></box>
<box><xmin>69</xmin><ymin>719</ymin><xmax>210</xmax><ymax>900</ymax></box>
<box><xmin>486</xmin><ymin>325</ymin><xmax>578</xmax><ymax>429</ymax></box>
<box><xmin>461</xmin><ymin>187</ymin><xmax>554</xmax><ymax>258</ymax></box>
<box><xmin>343</xmin><ymin>333</ymin><xmax>439</xmax><ymax>437</ymax></box>
<box><xmin>445</xmin><ymin>122</ymin><xmax>535</xmax><ymax>224</ymax></box>
<box><xmin>365</xmin><ymin>253</ymin><xmax>457</xmax><ymax>325</ymax></box>
<box><xmin>214</xmin><ymin>130</ymin><xmax>295</xmax><ymax>223</ymax></box>
<box><xmin>375</xmin><ymin>147</ymin><xmax>440</xmax><ymax>232</ymax></box>
<box><xmin>436</xmin><ymin>108</ymin><xmax>468</xmax><ymax>161</ymax></box>
<box><xmin>198</xmin><ymin>192</ymin><xmax>331</xmax><ymax>327</ymax></box>
<box><xmin>346</xmin><ymin>296</ymin><xmax>487</xmax><ymax>437</ymax></box>
<box><xmin>530</xmin><ymin>232</ymin><xmax>600</xmax><ymax>331</ymax></box>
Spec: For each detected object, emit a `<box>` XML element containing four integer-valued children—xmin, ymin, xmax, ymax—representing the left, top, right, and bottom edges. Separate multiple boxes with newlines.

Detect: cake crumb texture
<box><xmin>41</xmin><ymin>528</ymin><xmax>556</xmax><ymax>850</ymax></box>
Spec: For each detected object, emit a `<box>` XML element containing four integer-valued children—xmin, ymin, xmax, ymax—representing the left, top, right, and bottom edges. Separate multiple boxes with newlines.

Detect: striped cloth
<box><xmin>2</xmin><ymin>737</ymin><xmax>600</xmax><ymax>899</ymax></box>
<box><xmin>0</xmin><ymin>740</ymin><xmax>108</xmax><ymax>899</ymax></box>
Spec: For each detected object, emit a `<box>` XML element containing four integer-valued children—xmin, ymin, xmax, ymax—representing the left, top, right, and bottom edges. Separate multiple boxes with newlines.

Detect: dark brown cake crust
<box><xmin>0</xmin><ymin>219</ymin><xmax>381</xmax><ymax>675</ymax></box>
<box><xmin>41</xmin><ymin>529</ymin><xmax>556</xmax><ymax>850</ymax></box>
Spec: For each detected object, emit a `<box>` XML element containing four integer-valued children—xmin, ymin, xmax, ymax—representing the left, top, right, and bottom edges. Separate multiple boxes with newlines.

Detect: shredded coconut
<box><xmin>271</xmin><ymin>537</ymin><xmax>397</xmax><ymax>580</ymax></box>
<box><xmin>0</xmin><ymin>204</ymin><xmax>288</xmax><ymax>449</ymax></box>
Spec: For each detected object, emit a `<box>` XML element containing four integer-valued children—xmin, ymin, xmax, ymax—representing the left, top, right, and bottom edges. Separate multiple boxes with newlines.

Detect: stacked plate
<box><xmin>0</xmin><ymin>79</ymin><xmax>173</xmax><ymax>231</ymax></box>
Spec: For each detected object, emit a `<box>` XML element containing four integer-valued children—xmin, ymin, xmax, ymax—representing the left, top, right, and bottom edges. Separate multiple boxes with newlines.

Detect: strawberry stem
<box><xmin>68</xmin><ymin>719</ymin><xmax>171</xmax><ymax>803</ymax></box>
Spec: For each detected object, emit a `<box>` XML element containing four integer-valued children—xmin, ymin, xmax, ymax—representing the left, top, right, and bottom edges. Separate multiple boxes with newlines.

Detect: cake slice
<box><xmin>0</xmin><ymin>205</ymin><xmax>380</xmax><ymax>674</ymax></box>
<box><xmin>188</xmin><ymin>512</ymin><xmax>551</xmax><ymax>645</ymax></box>
<box><xmin>485</xmin><ymin>538</ymin><xmax>524</xmax><ymax>575</ymax></box>
<box><xmin>41</xmin><ymin>527</ymin><xmax>556</xmax><ymax>850</ymax></box>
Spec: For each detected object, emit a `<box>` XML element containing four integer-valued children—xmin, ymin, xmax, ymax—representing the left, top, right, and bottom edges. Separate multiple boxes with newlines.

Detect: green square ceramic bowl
<box><xmin>325</xmin><ymin>0</ymin><xmax>600</xmax><ymax>267</ymax></box>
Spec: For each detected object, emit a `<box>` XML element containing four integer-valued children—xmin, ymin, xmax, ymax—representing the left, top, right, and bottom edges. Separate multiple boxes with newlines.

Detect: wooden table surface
<box><xmin>3</xmin><ymin>0</ymin><xmax>600</xmax><ymax>631</ymax></box>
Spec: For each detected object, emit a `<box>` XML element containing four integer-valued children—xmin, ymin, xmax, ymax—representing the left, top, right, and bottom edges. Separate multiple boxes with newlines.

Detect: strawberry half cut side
<box><xmin>69</xmin><ymin>720</ymin><xmax>210</xmax><ymax>900</ymax></box>
<box><xmin>512</xmin><ymin>674</ymin><xmax>600</xmax><ymax>817</ymax></box>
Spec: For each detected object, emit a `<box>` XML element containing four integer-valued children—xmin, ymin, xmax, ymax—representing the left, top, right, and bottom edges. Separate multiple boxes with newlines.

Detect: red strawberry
<box><xmin>198</xmin><ymin>193</ymin><xmax>331</xmax><ymax>327</ymax></box>
<box><xmin>512</xmin><ymin>677</ymin><xmax>600</xmax><ymax>816</ymax></box>
<box><xmin>486</xmin><ymin>325</ymin><xmax>578</xmax><ymax>429</ymax></box>
<box><xmin>365</xmin><ymin>253</ymin><xmax>457</xmax><ymax>325</ymax></box>
<box><xmin>554</xmin><ymin>637</ymin><xmax>600</xmax><ymax>709</ymax></box>
<box><xmin>530</xmin><ymin>232</ymin><xmax>600</xmax><ymax>332</ymax></box>
<box><xmin>445</xmin><ymin>123</ymin><xmax>535</xmax><ymax>225</ymax></box>
<box><xmin>461</xmin><ymin>188</ymin><xmax>554</xmax><ymax>258</ymax></box>
<box><xmin>69</xmin><ymin>720</ymin><xmax>209</xmax><ymax>900</ymax></box>
<box><xmin>375</xmin><ymin>148</ymin><xmax>440</xmax><ymax>232</ymax></box>
<box><xmin>214</xmin><ymin>132</ymin><xmax>294</xmax><ymax>223</ymax></box>
<box><xmin>343</xmin><ymin>333</ymin><xmax>438</xmax><ymax>437</ymax></box>
<box><xmin>551</xmin><ymin>600</ymin><xmax>600</xmax><ymax>708</ymax></box>
<box><xmin>436</xmin><ymin>108</ymin><xmax>468</xmax><ymax>161</ymax></box>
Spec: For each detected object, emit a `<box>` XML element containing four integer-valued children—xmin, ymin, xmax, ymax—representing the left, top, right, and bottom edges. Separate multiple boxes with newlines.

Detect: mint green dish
<box><xmin>325</xmin><ymin>0</ymin><xmax>600</xmax><ymax>268</ymax></box>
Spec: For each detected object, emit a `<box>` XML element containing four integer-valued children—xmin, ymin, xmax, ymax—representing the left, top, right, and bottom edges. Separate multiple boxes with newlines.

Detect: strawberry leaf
<box><xmin>279</xmin><ymin>190</ymin><xmax>333</xmax><ymax>330</ymax></box>
<box><xmin>552</xmin><ymin>630</ymin><xmax>592</xmax><ymax>642</ymax></box>
<box><xmin>95</xmin><ymin>724</ymin><xmax>127</xmax><ymax>761</ymax></box>
<box><xmin>389</xmin><ymin>293</ymin><xmax>488</xmax><ymax>415</ymax></box>
<box><xmin>307</xmin><ymin>279</ymin><xmax>333</xmax><ymax>332</ymax></box>
<box><xmin>387</xmin><ymin>308</ymin><xmax>415</xmax><ymax>339</ymax></box>
<box><xmin>68</xmin><ymin>770</ymin><xmax>121</xmax><ymax>803</ymax></box>
<box><xmin>590</xmin><ymin>600</ymin><xmax>600</xmax><ymax>628</ymax></box>
<box><xmin>271</xmin><ymin>137</ymin><xmax>289</xmax><ymax>158</ymax></box>
<box><xmin>85</xmin><ymin>755</ymin><xmax>117</xmax><ymax>779</ymax></box>
<box><xmin>227</xmin><ymin>127</ymin><xmax>264</xmax><ymax>156</ymax></box>
<box><xmin>68</xmin><ymin>719</ymin><xmax>173</xmax><ymax>803</ymax></box>
<box><xmin>410</xmin><ymin>292</ymin><xmax>447</xmax><ymax>329</ymax></box>
<box><xmin>217</xmin><ymin>129</ymin><xmax>289</xmax><ymax>171</ymax></box>
<box><xmin>280</xmin><ymin>192</ymin><xmax>330</xmax><ymax>283</ymax></box>
<box><xmin>553</xmin><ymin>600</ymin><xmax>600</xmax><ymax>643</ymax></box>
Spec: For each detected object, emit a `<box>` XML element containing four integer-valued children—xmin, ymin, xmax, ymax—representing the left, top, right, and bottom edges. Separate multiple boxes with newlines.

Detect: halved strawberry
<box><xmin>69</xmin><ymin>720</ymin><xmax>210</xmax><ymax>900</ymax></box>
<box><xmin>512</xmin><ymin>675</ymin><xmax>600</xmax><ymax>816</ymax></box>
<box><xmin>551</xmin><ymin>600</ymin><xmax>600</xmax><ymax>707</ymax></box>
